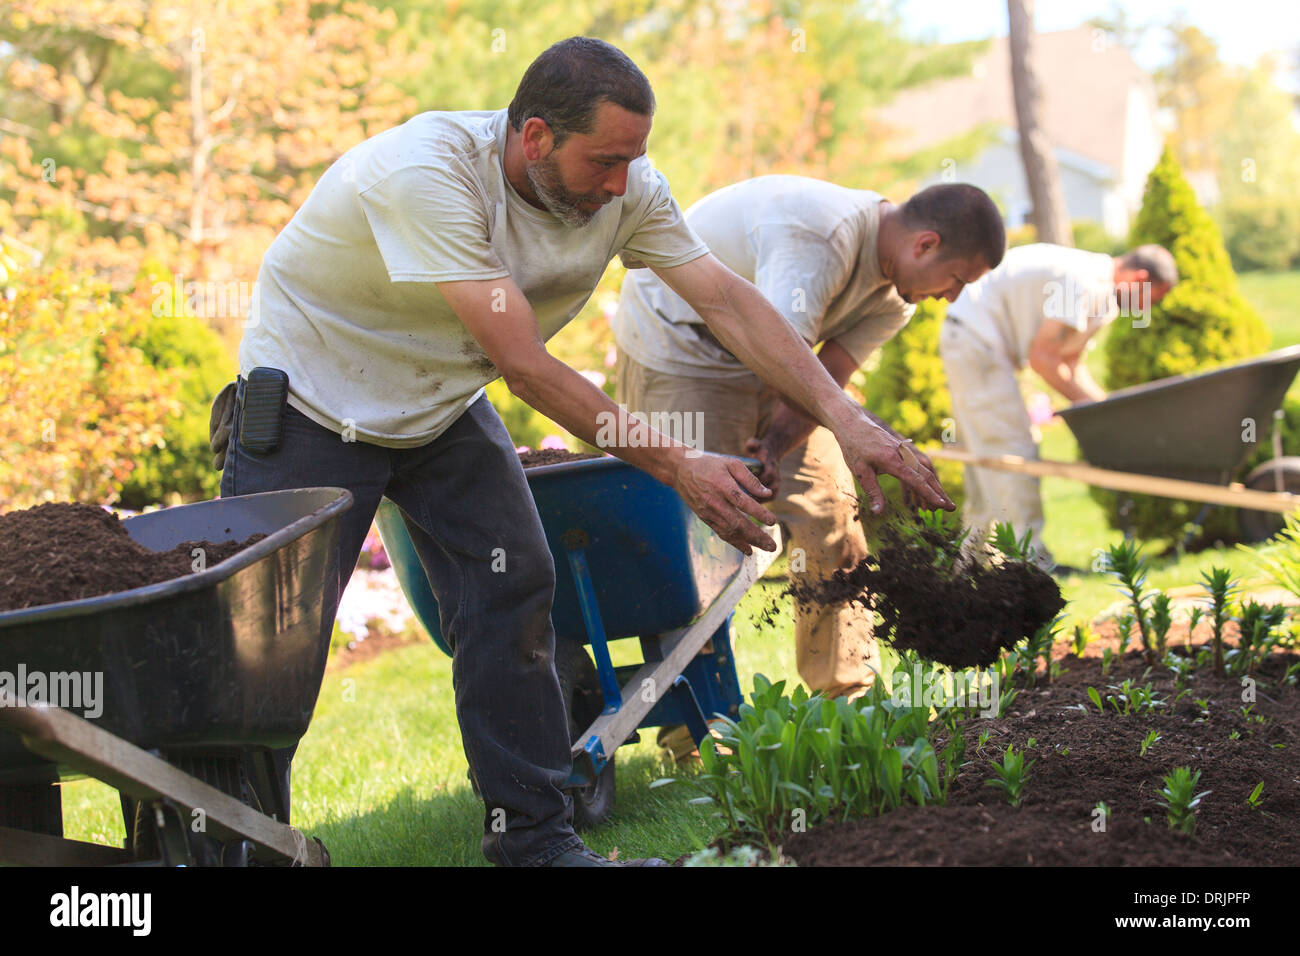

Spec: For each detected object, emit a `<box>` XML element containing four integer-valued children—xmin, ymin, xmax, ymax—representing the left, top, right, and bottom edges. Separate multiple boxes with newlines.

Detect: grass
<box><xmin>1241</xmin><ymin>270</ymin><xmax>1300</xmax><ymax>349</ymax></box>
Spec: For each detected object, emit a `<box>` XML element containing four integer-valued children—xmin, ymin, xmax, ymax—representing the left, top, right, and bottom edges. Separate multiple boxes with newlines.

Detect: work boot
<box><xmin>541</xmin><ymin>845</ymin><xmax>669</xmax><ymax>867</ymax></box>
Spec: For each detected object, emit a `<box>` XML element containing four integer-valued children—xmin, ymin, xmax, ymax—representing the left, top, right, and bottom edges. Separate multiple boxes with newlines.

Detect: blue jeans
<box><xmin>221</xmin><ymin>381</ymin><xmax>582</xmax><ymax>865</ymax></box>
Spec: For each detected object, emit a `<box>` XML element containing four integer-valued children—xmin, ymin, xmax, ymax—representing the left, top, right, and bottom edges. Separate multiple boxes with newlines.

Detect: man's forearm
<box><xmin>504</xmin><ymin>346</ymin><xmax>689</xmax><ymax>484</ymax></box>
<box><xmin>691</xmin><ymin>277</ymin><xmax>867</xmax><ymax>437</ymax></box>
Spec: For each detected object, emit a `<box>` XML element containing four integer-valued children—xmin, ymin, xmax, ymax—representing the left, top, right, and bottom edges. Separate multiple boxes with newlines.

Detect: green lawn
<box><xmin>1241</xmin><ymin>270</ymin><xmax>1300</xmax><ymax>349</ymax></box>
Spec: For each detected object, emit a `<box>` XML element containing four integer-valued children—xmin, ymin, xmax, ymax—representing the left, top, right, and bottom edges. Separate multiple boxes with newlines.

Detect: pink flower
<box><xmin>540</xmin><ymin>435</ymin><xmax>567</xmax><ymax>450</ymax></box>
<box><xmin>1028</xmin><ymin>392</ymin><xmax>1054</xmax><ymax>426</ymax></box>
<box><xmin>604</xmin><ymin>345</ymin><xmax>618</xmax><ymax>369</ymax></box>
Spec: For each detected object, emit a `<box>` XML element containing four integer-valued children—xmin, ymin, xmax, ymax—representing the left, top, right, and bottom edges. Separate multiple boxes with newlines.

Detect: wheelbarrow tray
<box><xmin>1057</xmin><ymin>345</ymin><xmax>1300</xmax><ymax>484</ymax></box>
<box><xmin>379</xmin><ymin>456</ymin><xmax>747</xmax><ymax>652</ymax></box>
<box><xmin>0</xmin><ymin>487</ymin><xmax>352</xmax><ymax>785</ymax></box>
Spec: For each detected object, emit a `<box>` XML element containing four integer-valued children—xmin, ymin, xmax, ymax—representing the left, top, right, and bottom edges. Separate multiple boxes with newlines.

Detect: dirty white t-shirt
<box><xmin>239</xmin><ymin>108</ymin><xmax>708</xmax><ymax>447</ymax></box>
<box><xmin>610</xmin><ymin>175</ymin><xmax>913</xmax><ymax>379</ymax></box>
<box><xmin>946</xmin><ymin>243</ymin><xmax>1117</xmax><ymax>369</ymax></box>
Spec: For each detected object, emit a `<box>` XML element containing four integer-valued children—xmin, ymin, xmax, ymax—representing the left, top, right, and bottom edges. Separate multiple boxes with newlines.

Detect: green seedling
<box><xmin>1229</xmin><ymin>730</ymin><xmax>1241</xmax><ymax>740</ymax></box>
<box><xmin>1246</xmin><ymin>782</ymin><xmax>1265</xmax><ymax>810</ymax></box>
<box><xmin>1185</xmin><ymin>605</ymin><xmax>1205</xmax><ymax>651</ymax></box>
<box><xmin>1071</xmin><ymin>624</ymin><xmax>1092</xmax><ymax>657</ymax></box>
<box><xmin>985</xmin><ymin>744</ymin><xmax>1034</xmax><ymax>808</ymax></box>
<box><xmin>1200</xmin><ymin>567</ymin><xmax>1240</xmax><ymax>677</ymax></box>
<box><xmin>1104</xmin><ymin>678</ymin><xmax>1165</xmax><ymax>716</ymax></box>
<box><xmin>1157</xmin><ymin>766</ymin><xmax>1211</xmax><ymax>836</ymax></box>
<box><xmin>1115</xmin><ymin>612</ymin><xmax>1135</xmax><ymax>657</ymax></box>
<box><xmin>1106</xmin><ymin>541</ymin><xmax>1157</xmax><ymax>660</ymax></box>
<box><xmin>1229</xmin><ymin>600</ymin><xmax>1288</xmax><ymax>676</ymax></box>
<box><xmin>976</xmin><ymin>729</ymin><xmax>992</xmax><ymax>754</ymax></box>
<box><xmin>1101</xmin><ymin>647</ymin><xmax>1116</xmax><ymax>677</ymax></box>
<box><xmin>989</xmin><ymin>521</ymin><xmax>1036</xmax><ymax>563</ymax></box>
<box><xmin>1139</xmin><ymin>728</ymin><xmax>1162</xmax><ymax>756</ymax></box>
<box><xmin>1087</xmin><ymin>686</ymin><xmax>1104</xmax><ymax>713</ymax></box>
<box><xmin>1095</xmin><ymin>800</ymin><xmax>1111</xmax><ymax>823</ymax></box>
<box><xmin>1194</xmin><ymin>697</ymin><xmax>1211</xmax><ymax>721</ymax></box>
<box><xmin>1149</xmin><ymin>593</ymin><xmax>1174</xmax><ymax>659</ymax></box>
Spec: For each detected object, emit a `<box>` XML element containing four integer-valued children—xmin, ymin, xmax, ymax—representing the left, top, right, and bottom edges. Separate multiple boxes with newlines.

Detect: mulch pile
<box><xmin>789</xmin><ymin>523</ymin><xmax>1065</xmax><ymax>668</ymax></box>
<box><xmin>780</xmin><ymin>640</ymin><xmax>1299</xmax><ymax>866</ymax></box>
<box><xmin>0</xmin><ymin>502</ymin><xmax>265</xmax><ymax>613</ymax></box>
<box><xmin>517</xmin><ymin>449</ymin><xmax>603</xmax><ymax>468</ymax></box>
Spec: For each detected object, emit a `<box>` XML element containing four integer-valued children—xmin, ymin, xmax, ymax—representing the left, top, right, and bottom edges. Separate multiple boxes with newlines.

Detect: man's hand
<box><xmin>835</xmin><ymin>416</ymin><xmax>954</xmax><ymax>515</ymax></box>
<box><xmin>743</xmin><ymin>435</ymin><xmax>783</xmax><ymax>494</ymax></box>
<box><xmin>670</xmin><ymin>453</ymin><xmax>779</xmax><ymax>555</ymax></box>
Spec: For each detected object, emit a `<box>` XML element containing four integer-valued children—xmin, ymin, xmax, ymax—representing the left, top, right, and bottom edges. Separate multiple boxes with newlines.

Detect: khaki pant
<box><xmin>938</xmin><ymin>319</ymin><xmax>1054</xmax><ymax>568</ymax></box>
<box><xmin>616</xmin><ymin>351</ymin><xmax>879</xmax><ymax>701</ymax></box>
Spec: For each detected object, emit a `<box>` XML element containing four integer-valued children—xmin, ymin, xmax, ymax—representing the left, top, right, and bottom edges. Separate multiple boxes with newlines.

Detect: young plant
<box><xmin>989</xmin><ymin>521</ymin><xmax>1036</xmax><ymax>564</ymax></box>
<box><xmin>1139</xmin><ymin>728</ymin><xmax>1162</xmax><ymax>756</ymax></box>
<box><xmin>1071</xmin><ymin>624</ymin><xmax>1093</xmax><ymax>657</ymax></box>
<box><xmin>1149</xmin><ymin>593</ymin><xmax>1174</xmax><ymax>659</ymax></box>
<box><xmin>1200</xmin><ymin>567</ymin><xmax>1240</xmax><ymax>677</ymax></box>
<box><xmin>1185</xmin><ymin>605</ymin><xmax>1206</xmax><ymax>651</ymax></box>
<box><xmin>985</xmin><ymin>744</ymin><xmax>1034</xmax><ymax>808</ymax></box>
<box><xmin>1246</xmin><ymin>782</ymin><xmax>1265</xmax><ymax>811</ymax></box>
<box><xmin>1156</xmin><ymin>766</ymin><xmax>1212</xmax><ymax>836</ymax></box>
<box><xmin>1115</xmin><ymin>612</ymin><xmax>1135</xmax><ymax>658</ymax></box>
<box><xmin>1100</xmin><ymin>646</ymin><xmax>1116</xmax><ymax>677</ymax></box>
<box><xmin>1087</xmin><ymin>686</ymin><xmax>1105</xmax><ymax>713</ymax></box>
<box><xmin>1229</xmin><ymin>600</ymin><xmax>1288</xmax><ymax>676</ymax></box>
<box><xmin>1105</xmin><ymin>678</ymin><xmax>1166</xmax><ymax>716</ymax></box>
<box><xmin>1106</xmin><ymin>541</ymin><xmax>1156</xmax><ymax>662</ymax></box>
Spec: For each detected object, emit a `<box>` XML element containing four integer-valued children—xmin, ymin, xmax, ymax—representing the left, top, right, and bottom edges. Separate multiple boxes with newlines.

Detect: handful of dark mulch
<box><xmin>788</xmin><ymin>517</ymin><xmax>1064</xmax><ymax>669</ymax></box>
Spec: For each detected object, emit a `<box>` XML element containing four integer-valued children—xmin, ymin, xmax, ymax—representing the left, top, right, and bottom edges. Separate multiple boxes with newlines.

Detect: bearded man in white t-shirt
<box><xmin>940</xmin><ymin>242</ymin><xmax>1178</xmax><ymax>572</ymax></box>
<box><xmin>611</xmin><ymin>177</ymin><xmax>1006</xmax><ymax>725</ymax></box>
<box><xmin>215</xmin><ymin>38</ymin><xmax>955</xmax><ymax>867</ymax></box>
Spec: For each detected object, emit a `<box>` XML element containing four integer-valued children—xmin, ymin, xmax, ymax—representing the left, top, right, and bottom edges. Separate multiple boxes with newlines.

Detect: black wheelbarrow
<box><xmin>0</xmin><ymin>486</ymin><xmax>351</xmax><ymax>866</ymax></box>
<box><xmin>934</xmin><ymin>346</ymin><xmax>1300</xmax><ymax>541</ymax></box>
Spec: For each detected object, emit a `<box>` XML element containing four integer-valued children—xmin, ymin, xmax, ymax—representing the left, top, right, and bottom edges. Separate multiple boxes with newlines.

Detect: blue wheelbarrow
<box><xmin>376</xmin><ymin>455</ymin><xmax>780</xmax><ymax>829</ymax></box>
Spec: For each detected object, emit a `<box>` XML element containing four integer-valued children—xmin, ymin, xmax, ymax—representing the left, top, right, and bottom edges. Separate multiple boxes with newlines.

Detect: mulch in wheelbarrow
<box><xmin>0</xmin><ymin>502</ymin><xmax>265</xmax><ymax>613</ymax></box>
<box><xmin>788</xmin><ymin>521</ymin><xmax>1065</xmax><ymax>668</ymax></box>
<box><xmin>780</xmin><ymin>646</ymin><xmax>1300</xmax><ymax>866</ymax></box>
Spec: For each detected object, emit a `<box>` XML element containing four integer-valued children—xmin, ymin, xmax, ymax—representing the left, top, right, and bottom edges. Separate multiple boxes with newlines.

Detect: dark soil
<box><xmin>0</xmin><ymin>502</ymin><xmax>265</xmax><ymax>613</ymax></box>
<box><xmin>789</xmin><ymin>524</ymin><xmax>1065</xmax><ymax>668</ymax></box>
<box><xmin>517</xmin><ymin>448</ymin><xmax>603</xmax><ymax>468</ymax></box>
<box><xmin>781</xmin><ymin>642</ymin><xmax>1300</xmax><ymax>866</ymax></box>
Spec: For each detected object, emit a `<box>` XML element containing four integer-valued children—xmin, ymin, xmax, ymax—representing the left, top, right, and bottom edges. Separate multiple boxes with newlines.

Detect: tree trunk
<box><xmin>1008</xmin><ymin>0</ymin><xmax>1072</xmax><ymax>246</ymax></box>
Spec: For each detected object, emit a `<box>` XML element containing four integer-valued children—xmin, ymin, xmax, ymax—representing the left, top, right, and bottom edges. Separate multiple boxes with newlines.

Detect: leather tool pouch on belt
<box><xmin>209</xmin><ymin>367</ymin><xmax>290</xmax><ymax>469</ymax></box>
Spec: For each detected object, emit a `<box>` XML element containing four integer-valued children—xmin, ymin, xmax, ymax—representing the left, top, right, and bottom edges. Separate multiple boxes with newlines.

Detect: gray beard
<box><xmin>525</xmin><ymin>156</ymin><xmax>599</xmax><ymax>228</ymax></box>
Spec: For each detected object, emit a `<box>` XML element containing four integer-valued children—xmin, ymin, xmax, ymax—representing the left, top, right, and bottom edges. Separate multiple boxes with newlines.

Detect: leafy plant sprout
<box><xmin>1071</xmin><ymin>624</ymin><xmax>1092</xmax><ymax>657</ymax></box>
<box><xmin>1246</xmin><ymin>782</ymin><xmax>1265</xmax><ymax>811</ymax></box>
<box><xmin>1200</xmin><ymin>567</ymin><xmax>1240</xmax><ymax>677</ymax></box>
<box><xmin>1139</xmin><ymin>728</ymin><xmax>1162</xmax><ymax>756</ymax></box>
<box><xmin>1156</xmin><ymin>766</ymin><xmax>1212</xmax><ymax>836</ymax></box>
<box><xmin>985</xmin><ymin>744</ymin><xmax>1034</xmax><ymax>808</ymax></box>
<box><xmin>1106</xmin><ymin>541</ymin><xmax>1157</xmax><ymax>661</ymax></box>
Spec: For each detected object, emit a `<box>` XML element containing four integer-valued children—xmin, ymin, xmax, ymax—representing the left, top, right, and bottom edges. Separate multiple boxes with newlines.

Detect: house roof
<box><xmin>877</xmin><ymin>27</ymin><xmax>1153</xmax><ymax>176</ymax></box>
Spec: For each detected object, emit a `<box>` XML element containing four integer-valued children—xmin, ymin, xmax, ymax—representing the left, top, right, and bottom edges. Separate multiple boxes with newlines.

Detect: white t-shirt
<box><xmin>946</xmin><ymin>243</ymin><xmax>1117</xmax><ymax>369</ymax></box>
<box><xmin>239</xmin><ymin>108</ymin><xmax>708</xmax><ymax>447</ymax></box>
<box><xmin>610</xmin><ymin>175</ymin><xmax>913</xmax><ymax>379</ymax></box>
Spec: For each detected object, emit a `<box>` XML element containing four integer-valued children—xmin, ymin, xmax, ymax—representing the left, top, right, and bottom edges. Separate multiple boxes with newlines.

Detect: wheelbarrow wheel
<box><xmin>127</xmin><ymin>753</ymin><xmax>264</xmax><ymax>866</ymax></box>
<box><xmin>1239</xmin><ymin>457</ymin><xmax>1300</xmax><ymax>543</ymax></box>
<box><xmin>554</xmin><ymin>639</ymin><xmax>615</xmax><ymax>832</ymax></box>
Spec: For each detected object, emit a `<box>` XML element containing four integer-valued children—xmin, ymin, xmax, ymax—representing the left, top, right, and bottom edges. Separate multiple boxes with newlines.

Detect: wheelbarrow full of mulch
<box><xmin>376</xmin><ymin>454</ymin><xmax>781</xmax><ymax>830</ymax></box>
<box><xmin>0</xmin><ymin>486</ymin><xmax>352</xmax><ymax>867</ymax></box>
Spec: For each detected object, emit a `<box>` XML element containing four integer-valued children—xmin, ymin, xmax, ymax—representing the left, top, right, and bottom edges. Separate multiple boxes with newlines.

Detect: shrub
<box><xmin>1093</xmin><ymin>146</ymin><xmax>1270</xmax><ymax>541</ymax></box>
<box><xmin>0</xmin><ymin>261</ymin><xmax>182</xmax><ymax>510</ymax></box>
<box><xmin>115</xmin><ymin>264</ymin><xmax>235</xmax><ymax>508</ymax></box>
<box><xmin>1217</xmin><ymin>196</ymin><xmax>1300</xmax><ymax>273</ymax></box>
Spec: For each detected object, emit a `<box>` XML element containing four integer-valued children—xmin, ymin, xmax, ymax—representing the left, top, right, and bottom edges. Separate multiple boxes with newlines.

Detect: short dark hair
<box><xmin>900</xmin><ymin>184</ymin><xmax>1007</xmax><ymax>269</ymax></box>
<box><xmin>507</xmin><ymin>37</ymin><xmax>655</xmax><ymax>145</ymax></box>
<box><xmin>1120</xmin><ymin>244</ymin><xmax>1179</xmax><ymax>286</ymax></box>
